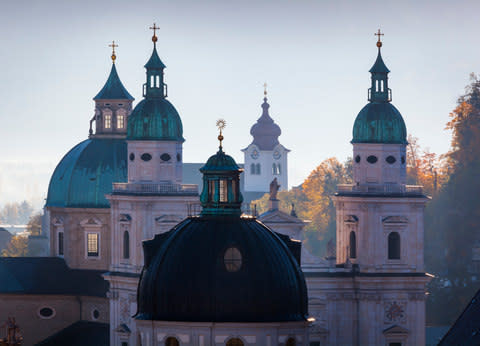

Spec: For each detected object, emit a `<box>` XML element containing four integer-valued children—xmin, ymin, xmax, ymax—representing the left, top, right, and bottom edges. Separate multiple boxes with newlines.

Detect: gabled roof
<box><xmin>36</xmin><ymin>321</ymin><xmax>109</xmax><ymax>346</ymax></box>
<box><xmin>0</xmin><ymin>257</ymin><xmax>108</xmax><ymax>297</ymax></box>
<box><xmin>439</xmin><ymin>288</ymin><xmax>480</xmax><ymax>345</ymax></box>
<box><xmin>93</xmin><ymin>64</ymin><xmax>134</xmax><ymax>100</ymax></box>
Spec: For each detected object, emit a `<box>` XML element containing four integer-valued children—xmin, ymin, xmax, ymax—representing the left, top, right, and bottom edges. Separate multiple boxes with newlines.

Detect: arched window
<box><xmin>376</xmin><ymin>80</ymin><xmax>379</xmax><ymax>91</ymax></box>
<box><xmin>150</xmin><ymin>75</ymin><xmax>154</xmax><ymax>88</ymax></box>
<box><xmin>165</xmin><ymin>337</ymin><xmax>179</xmax><ymax>346</ymax></box>
<box><xmin>380</xmin><ymin>80</ymin><xmax>384</xmax><ymax>92</ymax></box>
<box><xmin>286</xmin><ymin>338</ymin><xmax>297</xmax><ymax>346</ymax></box>
<box><xmin>272</xmin><ymin>163</ymin><xmax>276</xmax><ymax>174</ymax></box>
<box><xmin>123</xmin><ymin>231</ymin><xmax>130</xmax><ymax>259</ymax></box>
<box><xmin>226</xmin><ymin>338</ymin><xmax>244</xmax><ymax>346</ymax></box>
<box><xmin>117</xmin><ymin>109</ymin><xmax>126</xmax><ymax>129</ymax></box>
<box><xmin>349</xmin><ymin>231</ymin><xmax>356</xmax><ymax>259</ymax></box>
<box><xmin>256</xmin><ymin>163</ymin><xmax>261</xmax><ymax>175</ymax></box>
<box><xmin>277</xmin><ymin>164</ymin><xmax>281</xmax><ymax>174</ymax></box>
<box><xmin>156</xmin><ymin>75</ymin><xmax>160</xmax><ymax>87</ymax></box>
<box><xmin>219</xmin><ymin>179</ymin><xmax>228</xmax><ymax>202</ymax></box>
<box><xmin>103</xmin><ymin>110</ymin><xmax>112</xmax><ymax>129</ymax></box>
<box><xmin>388</xmin><ymin>232</ymin><xmax>401</xmax><ymax>259</ymax></box>
<box><xmin>250</xmin><ymin>163</ymin><xmax>256</xmax><ymax>175</ymax></box>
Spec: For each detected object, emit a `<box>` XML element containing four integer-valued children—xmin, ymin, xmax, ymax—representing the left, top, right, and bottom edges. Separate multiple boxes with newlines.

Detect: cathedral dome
<box><xmin>46</xmin><ymin>138</ymin><xmax>127</xmax><ymax>208</ymax></box>
<box><xmin>126</xmin><ymin>98</ymin><xmax>183</xmax><ymax>141</ymax></box>
<box><xmin>352</xmin><ymin>102</ymin><xmax>407</xmax><ymax>144</ymax></box>
<box><xmin>136</xmin><ymin>216</ymin><xmax>308</xmax><ymax>322</ymax></box>
<box><xmin>249</xmin><ymin>97</ymin><xmax>281</xmax><ymax>150</ymax></box>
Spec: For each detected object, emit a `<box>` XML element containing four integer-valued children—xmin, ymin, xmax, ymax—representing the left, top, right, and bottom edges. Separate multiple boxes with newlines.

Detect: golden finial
<box><xmin>109</xmin><ymin>41</ymin><xmax>118</xmax><ymax>63</ymax></box>
<box><xmin>263</xmin><ymin>82</ymin><xmax>268</xmax><ymax>97</ymax></box>
<box><xmin>150</xmin><ymin>23</ymin><xmax>159</xmax><ymax>43</ymax></box>
<box><xmin>375</xmin><ymin>29</ymin><xmax>384</xmax><ymax>48</ymax></box>
<box><xmin>216</xmin><ymin>119</ymin><xmax>226</xmax><ymax>149</ymax></box>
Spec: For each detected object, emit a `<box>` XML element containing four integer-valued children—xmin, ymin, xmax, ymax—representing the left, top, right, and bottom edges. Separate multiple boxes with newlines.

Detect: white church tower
<box><xmin>104</xmin><ymin>26</ymin><xmax>198</xmax><ymax>346</ymax></box>
<box><xmin>329</xmin><ymin>32</ymin><xmax>431</xmax><ymax>345</ymax></box>
<box><xmin>242</xmin><ymin>88</ymin><xmax>289</xmax><ymax>195</ymax></box>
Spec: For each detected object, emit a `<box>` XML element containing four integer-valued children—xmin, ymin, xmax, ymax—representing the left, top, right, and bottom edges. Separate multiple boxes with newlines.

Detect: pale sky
<box><xmin>1</xmin><ymin>0</ymin><xmax>479</xmax><ymax>207</ymax></box>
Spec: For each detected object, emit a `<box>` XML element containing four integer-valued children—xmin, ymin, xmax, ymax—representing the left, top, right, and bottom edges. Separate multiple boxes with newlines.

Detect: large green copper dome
<box><xmin>127</xmin><ymin>98</ymin><xmax>184</xmax><ymax>141</ymax></box>
<box><xmin>46</xmin><ymin>138</ymin><xmax>127</xmax><ymax>208</ymax></box>
<box><xmin>352</xmin><ymin>102</ymin><xmax>407</xmax><ymax>144</ymax></box>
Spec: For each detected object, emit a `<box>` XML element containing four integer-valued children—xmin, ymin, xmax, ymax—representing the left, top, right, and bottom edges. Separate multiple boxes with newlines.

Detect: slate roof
<box><xmin>35</xmin><ymin>321</ymin><xmax>109</xmax><ymax>346</ymax></box>
<box><xmin>0</xmin><ymin>257</ymin><xmax>108</xmax><ymax>297</ymax></box>
<box><xmin>439</xmin><ymin>288</ymin><xmax>480</xmax><ymax>345</ymax></box>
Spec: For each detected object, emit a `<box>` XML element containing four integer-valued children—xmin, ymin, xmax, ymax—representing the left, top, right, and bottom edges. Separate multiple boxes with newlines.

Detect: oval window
<box><xmin>161</xmin><ymin>153</ymin><xmax>171</xmax><ymax>162</ymax></box>
<box><xmin>141</xmin><ymin>153</ymin><xmax>152</xmax><ymax>161</ymax></box>
<box><xmin>39</xmin><ymin>307</ymin><xmax>55</xmax><ymax>319</ymax></box>
<box><xmin>366</xmin><ymin>155</ymin><xmax>378</xmax><ymax>164</ymax></box>
<box><xmin>401</xmin><ymin>156</ymin><xmax>406</xmax><ymax>164</ymax></box>
<box><xmin>224</xmin><ymin>247</ymin><xmax>242</xmax><ymax>272</ymax></box>
<box><xmin>92</xmin><ymin>309</ymin><xmax>100</xmax><ymax>320</ymax></box>
<box><xmin>129</xmin><ymin>153</ymin><xmax>135</xmax><ymax>161</ymax></box>
<box><xmin>355</xmin><ymin>155</ymin><xmax>361</xmax><ymax>163</ymax></box>
<box><xmin>386</xmin><ymin>156</ymin><xmax>396</xmax><ymax>164</ymax></box>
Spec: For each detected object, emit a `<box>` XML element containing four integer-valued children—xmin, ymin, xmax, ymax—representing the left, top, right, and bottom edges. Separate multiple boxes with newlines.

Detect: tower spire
<box><xmin>216</xmin><ymin>119</ymin><xmax>226</xmax><ymax>151</ymax></box>
<box><xmin>368</xmin><ymin>29</ymin><xmax>391</xmax><ymax>103</ymax></box>
<box><xmin>109</xmin><ymin>40</ymin><xmax>118</xmax><ymax>63</ymax></box>
<box><xmin>143</xmin><ymin>23</ymin><xmax>167</xmax><ymax>98</ymax></box>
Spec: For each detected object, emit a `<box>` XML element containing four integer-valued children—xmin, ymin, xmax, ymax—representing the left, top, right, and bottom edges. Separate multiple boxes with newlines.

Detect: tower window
<box><xmin>165</xmin><ymin>337</ymin><xmax>179</xmax><ymax>346</ymax></box>
<box><xmin>150</xmin><ymin>75</ymin><xmax>154</xmax><ymax>88</ymax></box>
<box><xmin>376</xmin><ymin>80</ymin><xmax>379</xmax><ymax>92</ymax></box>
<box><xmin>117</xmin><ymin>114</ymin><xmax>124</xmax><ymax>129</ymax></box>
<box><xmin>160</xmin><ymin>153</ymin><xmax>171</xmax><ymax>162</ymax></box>
<box><xmin>129</xmin><ymin>153</ymin><xmax>135</xmax><ymax>161</ymax></box>
<box><xmin>224</xmin><ymin>247</ymin><xmax>242</xmax><ymax>272</ymax></box>
<box><xmin>87</xmin><ymin>233</ymin><xmax>99</xmax><ymax>257</ymax></box>
<box><xmin>123</xmin><ymin>231</ymin><xmax>130</xmax><ymax>259</ymax></box>
<box><xmin>381</xmin><ymin>80</ymin><xmax>384</xmax><ymax>92</ymax></box>
<box><xmin>141</xmin><ymin>153</ymin><xmax>152</xmax><ymax>161</ymax></box>
<box><xmin>349</xmin><ymin>231</ymin><xmax>356</xmax><ymax>259</ymax></box>
<box><xmin>104</xmin><ymin>114</ymin><xmax>112</xmax><ymax>129</ymax></box>
<box><xmin>388</xmin><ymin>232</ymin><xmax>401</xmax><ymax>260</ymax></box>
<box><xmin>256</xmin><ymin>163</ymin><xmax>261</xmax><ymax>175</ymax></box>
<box><xmin>226</xmin><ymin>338</ymin><xmax>244</xmax><ymax>346</ymax></box>
<box><xmin>208</xmin><ymin>180</ymin><xmax>215</xmax><ymax>202</ymax></box>
<box><xmin>156</xmin><ymin>75</ymin><xmax>160</xmax><ymax>88</ymax></box>
<box><xmin>250</xmin><ymin>163</ymin><xmax>256</xmax><ymax>175</ymax></box>
<box><xmin>58</xmin><ymin>231</ymin><xmax>64</xmax><ymax>256</ymax></box>
<box><xmin>219</xmin><ymin>179</ymin><xmax>228</xmax><ymax>202</ymax></box>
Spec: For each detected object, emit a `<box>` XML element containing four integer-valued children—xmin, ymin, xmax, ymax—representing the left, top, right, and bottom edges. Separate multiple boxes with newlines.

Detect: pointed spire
<box><xmin>93</xmin><ymin>44</ymin><xmax>134</xmax><ymax>100</ymax></box>
<box><xmin>143</xmin><ymin>23</ymin><xmax>167</xmax><ymax>98</ymax></box>
<box><xmin>368</xmin><ymin>29</ymin><xmax>391</xmax><ymax>103</ymax></box>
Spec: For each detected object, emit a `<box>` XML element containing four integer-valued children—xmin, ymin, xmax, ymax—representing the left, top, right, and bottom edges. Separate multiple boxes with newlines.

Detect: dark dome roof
<box><xmin>201</xmin><ymin>149</ymin><xmax>240</xmax><ymax>172</ymax></box>
<box><xmin>46</xmin><ymin>138</ymin><xmax>127</xmax><ymax>208</ymax></box>
<box><xmin>127</xmin><ymin>98</ymin><xmax>184</xmax><ymax>141</ymax></box>
<box><xmin>352</xmin><ymin>102</ymin><xmax>407</xmax><ymax>144</ymax></box>
<box><xmin>137</xmin><ymin>216</ymin><xmax>308</xmax><ymax>322</ymax></box>
<box><xmin>250</xmin><ymin>98</ymin><xmax>281</xmax><ymax>150</ymax></box>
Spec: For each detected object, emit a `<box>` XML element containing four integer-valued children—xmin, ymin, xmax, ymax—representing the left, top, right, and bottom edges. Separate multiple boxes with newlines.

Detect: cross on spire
<box><xmin>150</xmin><ymin>23</ymin><xmax>159</xmax><ymax>43</ymax></box>
<box><xmin>263</xmin><ymin>82</ymin><xmax>268</xmax><ymax>97</ymax></box>
<box><xmin>109</xmin><ymin>40</ymin><xmax>118</xmax><ymax>63</ymax></box>
<box><xmin>375</xmin><ymin>29</ymin><xmax>384</xmax><ymax>48</ymax></box>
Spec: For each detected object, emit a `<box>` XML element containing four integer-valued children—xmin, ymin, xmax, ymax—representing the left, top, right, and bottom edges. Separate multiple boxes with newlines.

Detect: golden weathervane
<box><xmin>216</xmin><ymin>119</ymin><xmax>226</xmax><ymax>148</ymax></box>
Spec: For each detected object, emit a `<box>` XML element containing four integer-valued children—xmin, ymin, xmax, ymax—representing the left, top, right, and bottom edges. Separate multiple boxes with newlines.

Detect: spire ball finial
<box><xmin>263</xmin><ymin>82</ymin><xmax>268</xmax><ymax>97</ymax></box>
<box><xmin>375</xmin><ymin>29</ymin><xmax>384</xmax><ymax>48</ymax></box>
<box><xmin>150</xmin><ymin>23</ymin><xmax>159</xmax><ymax>43</ymax></box>
<box><xmin>216</xmin><ymin>119</ymin><xmax>226</xmax><ymax>149</ymax></box>
<box><xmin>109</xmin><ymin>40</ymin><xmax>118</xmax><ymax>63</ymax></box>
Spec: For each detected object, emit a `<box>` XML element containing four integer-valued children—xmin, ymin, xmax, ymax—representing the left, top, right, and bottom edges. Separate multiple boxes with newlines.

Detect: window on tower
<box><xmin>388</xmin><ymin>232</ymin><xmax>401</xmax><ymax>260</ymax></box>
<box><xmin>208</xmin><ymin>180</ymin><xmax>216</xmax><ymax>202</ymax></box>
<box><xmin>156</xmin><ymin>75</ymin><xmax>160</xmax><ymax>88</ymax></box>
<box><xmin>219</xmin><ymin>179</ymin><xmax>228</xmax><ymax>202</ymax></box>
<box><xmin>226</xmin><ymin>338</ymin><xmax>244</xmax><ymax>346</ymax></box>
<box><xmin>87</xmin><ymin>233</ymin><xmax>99</xmax><ymax>257</ymax></box>
<box><xmin>117</xmin><ymin>110</ymin><xmax>125</xmax><ymax>129</ymax></box>
<box><xmin>165</xmin><ymin>337</ymin><xmax>179</xmax><ymax>346</ymax></box>
<box><xmin>104</xmin><ymin>114</ymin><xmax>112</xmax><ymax>129</ymax></box>
<box><xmin>349</xmin><ymin>231</ymin><xmax>356</xmax><ymax>259</ymax></box>
<box><xmin>58</xmin><ymin>231</ymin><xmax>64</xmax><ymax>256</ymax></box>
<box><xmin>256</xmin><ymin>163</ymin><xmax>261</xmax><ymax>175</ymax></box>
<box><xmin>250</xmin><ymin>163</ymin><xmax>255</xmax><ymax>175</ymax></box>
<box><xmin>150</xmin><ymin>75</ymin><xmax>154</xmax><ymax>88</ymax></box>
<box><xmin>123</xmin><ymin>231</ymin><xmax>130</xmax><ymax>259</ymax></box>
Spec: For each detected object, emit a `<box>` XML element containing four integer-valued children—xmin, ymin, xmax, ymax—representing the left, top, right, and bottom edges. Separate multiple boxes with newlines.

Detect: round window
<box><xmin>366</xmin><ymin>155</ymin><xmax>378</xmax><ymax>164</ymax></box>
<box><xmin>39</xmin><ymin>307</ymin><xmax>55</xmax><ymax>319</ymax></box>
<box><xmin>386</xmin><ymin>156</ymin><xmax>396</xmax><ymax>164</ymax></box>
<box><xmin>129</xmin><ymin>153</ymin><xmax>135</xmax><ymax>161</ymax></box>
<box><xmin>401</xmin><ymin>156</ymin><xmax>406</xmax><ymax>164</ymax></box>
<box><xmin>141</xmin><ymin>153</ymin><xmax>152</xmax><ymax>161</ymax></box>
<box><xmin>92</xmin><ymin>309</ymin><xmax>100</xmax><ymax>320</ymax></box>
<box><xmin>161</xmin><ymin>153</ymin><xmax>171</xmax><ymax>162</ymax></box>
<box><xmin>224</xmin><ymin>247</ymin><xmax>242</xmax><ymax>272</ymax></box>
<box><xmin>355</xmin><ymin>155</ymin><xmax>361</xmax><ymax>163</ymax></box>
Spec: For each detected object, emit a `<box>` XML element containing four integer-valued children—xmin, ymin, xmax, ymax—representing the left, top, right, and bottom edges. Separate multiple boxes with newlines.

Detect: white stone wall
<box><xmin>243</xmin><ymin>144</ymin><xmax>289</xmax><ymax>192</ymax></box>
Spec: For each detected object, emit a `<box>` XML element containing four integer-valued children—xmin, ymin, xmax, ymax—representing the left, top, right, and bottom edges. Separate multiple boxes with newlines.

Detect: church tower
<box><xmin>242</xmin><ymin>88</ymin><xmax>290</xmax><ymax>195</ymax></box>
<box><xmin>104</xmin><ymin>25</ymin><xmax>198</xmax><ymax>346</ymax></box>
<box><xmin>330</xmin><ymin>32</ymin><xmax>430</xmax><ymax>345</ymax></box>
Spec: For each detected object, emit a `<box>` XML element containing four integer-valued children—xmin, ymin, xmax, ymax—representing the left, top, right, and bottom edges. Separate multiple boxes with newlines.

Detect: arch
<box><xmin>256</xmin><ymin>163</ymin><xmax>261</xmax><ymax>175</ymax></box>
<box><xmin>349</xmin><ymin>231</ymin><xmax>356</xmax><ymax>259</ymax></box>
<box><xmin>250</xmin><ymin>163</ymin><xmax>256</xmax><ymax>175</ymax></box>
<box><xmin>272</xmin><ymin>163</ymin><xmax>276</xmax><ymax>174</ymax></box>
<box><xmin>156</xmin><ymin>75</ymin><xmax>160</xmax><ymax>88</ymax></box>
<box><xmin>388</xmin><ymin>232</ymin><xmax>401</xmax><ymax>259</ymax></box>
<box><xmin>226</xmin><ymin>337</ymin><xmax>244</xmax><ymax>346</ymax></box>
<box><xmin>277</xmin><ymin>163</ymin><xmax>281</xmax><ymax>174</ymax></box>
<box><xmin>376</xmin><ymin>80</ymin><xmax>379</xmax><ymax>91</ymax></box>
<box><xmin>381</xmin><ymin>80</ymin><xmax>384</xmax><ymax>92</ymax></box>
<box><xmin>286</xmin><ymin>337</ymin><xmax>297</xmax><ymax>346</ymax></box>
<box><xmin>103</xmin><ymin>110</ymin><xmax>112</xmax><ymax>129</ymax></box>
<box><xmin>123</xmin><ymin>231</ymin><xmax>130</xmax><ymax>259</ymax></box>
<box><xmin>165</xmin><ymin>337</ymin><xmax>179</xmax><ymax>346</ymax></box>
<box><xmin>150</xmin><ymin>75</ymin><xmax>154</xmax><ymax>88</ymax></box>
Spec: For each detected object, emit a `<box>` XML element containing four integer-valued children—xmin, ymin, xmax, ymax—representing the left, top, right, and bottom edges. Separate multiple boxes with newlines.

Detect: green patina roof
<box><xmin>46</xmin><ymin>138</ymin><xmax>127</xmax><ymax>208</ymax></box>
<box><xmin>352</xmin><ymin>102</ymin><xmax>407</xmax><ymax>144</ymax></box>
<box><xmin>127</xmin><ymin>98</ymin><xmax>184</xmax><ymax>141</ymax></box>
<box><xmin>93</xmin><ymin>64</ymin><xmax>134</xmax><ymax>101</ymax></box>
<box><xmin>200</xmin><ymin>148</ymin><xmax>240</xmax><ymax>172</ymax></box>
<box><xmin>369</xmin><ymin>50</ymin><xmax>390</xmax><ymax>74</ymax></box>
<box><xmin>145</xmin><ymin>46</ymin><xmax>166</xmax><ymax>70</ymax></box>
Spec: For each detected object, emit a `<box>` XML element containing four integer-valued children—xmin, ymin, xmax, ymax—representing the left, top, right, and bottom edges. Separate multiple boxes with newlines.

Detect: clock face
<box><xmin>251</xmin><ymin>150</ymin><xmax>259</xmax><ymax>160</ymax></box>
<box><xmin>273</xmin><ymin>150</ymin><xmax>281</xmax><ymax>159</ymax></box>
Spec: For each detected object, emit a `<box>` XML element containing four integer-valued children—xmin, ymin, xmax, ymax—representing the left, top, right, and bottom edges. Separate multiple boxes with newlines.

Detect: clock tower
<box><xmin>242</xmin><ymin>89</ymin><xmax>289</xmax><ymax>195</ymax></box>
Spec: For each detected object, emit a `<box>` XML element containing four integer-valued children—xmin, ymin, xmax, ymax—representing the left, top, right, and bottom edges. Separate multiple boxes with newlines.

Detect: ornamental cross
<box><xmin>109</xmin><ymin>41</ymin><xmax>118</xmax><ymax>55</ymax></box>
<box><xmin>263</xmin><ymin>82</ymin><xmax>268</xmax><ymax>96</ymax></box>
<box><xmin>375</xmin><ymin>29</ymin><xmax>384</xmax><ymax>43</ymax></box>
<box><xmin>150</xmin><ymin>23</ymin><xmax>159</xmax><ymax>38</ymax></box>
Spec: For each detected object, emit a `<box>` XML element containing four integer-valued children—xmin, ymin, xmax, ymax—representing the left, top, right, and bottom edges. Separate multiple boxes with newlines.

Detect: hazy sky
<box><xmin>1</xmin><ymin>0</ymin><xmax>480</xmax><ymax>205</ymax></box>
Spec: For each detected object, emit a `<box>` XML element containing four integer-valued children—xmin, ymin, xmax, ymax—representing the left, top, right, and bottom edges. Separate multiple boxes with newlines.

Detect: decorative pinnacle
<box><xmin>216</xmin><ymin>119</ymin><xmax>226</xmax><ymax>149</ymax></box>
<box><xmin>375</xmin><ymin>29</ymin><xmax>384</xmax><ymax>48</ymax></box>
<box><xmin>150</xmin><ymin>23</ymin><xmax>159</xmax><ymax>44</ymax></box>
<box><xmin>263</xmin><ymin>82</ymin><xmax>268</xmax><ymax>97</ymax></box>
<box><xmin>109</xmin><ymin>40</ymin><xmax>118</xmax><ymax>63</ymax></box>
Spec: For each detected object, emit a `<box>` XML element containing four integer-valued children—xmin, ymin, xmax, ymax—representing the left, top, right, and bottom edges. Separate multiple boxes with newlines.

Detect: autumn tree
<box><xmin>1</xmin><ymin>235</ymin><xmax>28</xmax><ymax>257</ymax></box>
<box><xmin>26</xmin><ymin>213</ymin><xmax>42</xmax><ymax>236</ymax></box>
